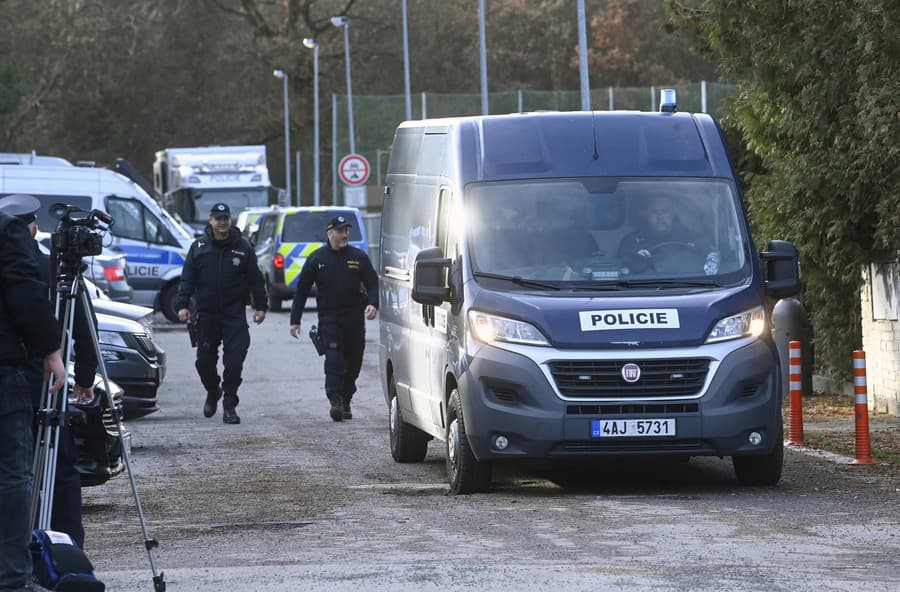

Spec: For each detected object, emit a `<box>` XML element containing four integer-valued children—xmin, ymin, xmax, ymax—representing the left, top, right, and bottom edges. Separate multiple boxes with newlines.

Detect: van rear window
<box><xmin>0</xmin><ymin>194</ymin><xmax>94</xmax><ymax>231</ymax></box>
<box><xmin>282</xmin><ymin>211</ymin><xmax>362</xmax><ymax>243</ymax></box>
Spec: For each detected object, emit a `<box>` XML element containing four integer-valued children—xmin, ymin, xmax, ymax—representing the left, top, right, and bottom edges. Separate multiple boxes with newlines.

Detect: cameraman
<box><xmin>0</xmin><ymin>209</ymin><xmax>66</xmax><ymax>592</ymax></box>
<box><xmin>0</xmin><ymin>195</ymin><xmax>96</xmax><ymax>549</ymax></box>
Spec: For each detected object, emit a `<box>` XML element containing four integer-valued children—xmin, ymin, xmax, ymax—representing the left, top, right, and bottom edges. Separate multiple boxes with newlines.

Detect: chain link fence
<box><xmin>293</xmin><ymin>82</ymin><xmax>737</xmax><ymax>207</ymax></box>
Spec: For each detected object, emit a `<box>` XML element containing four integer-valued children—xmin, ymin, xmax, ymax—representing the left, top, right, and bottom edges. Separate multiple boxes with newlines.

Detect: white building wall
<box><xmin>860</xmin><ymin>263</ymin><xmax>900</xmax><ymax>415</ymax></box>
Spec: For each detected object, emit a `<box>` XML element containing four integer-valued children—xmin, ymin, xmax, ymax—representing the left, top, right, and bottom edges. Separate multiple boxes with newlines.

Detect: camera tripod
<box><xmin>30</xmin><ymin>251</ymin><xmax>166</xmax><ymax>592</ymax></box>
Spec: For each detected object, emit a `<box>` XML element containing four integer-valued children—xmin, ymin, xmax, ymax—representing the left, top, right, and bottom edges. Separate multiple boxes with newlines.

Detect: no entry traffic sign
<box><xmin>338</xmin><ymin>153</ymin><xmax>370</xmax><ymax>186</ymax></box>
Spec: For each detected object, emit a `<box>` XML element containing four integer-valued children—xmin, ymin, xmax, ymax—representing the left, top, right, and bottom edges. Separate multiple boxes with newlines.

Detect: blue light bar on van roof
<box><xmin>660</xmin><ymin>88</ymin><xmax>677</xmax><ymax>113</ymax></box>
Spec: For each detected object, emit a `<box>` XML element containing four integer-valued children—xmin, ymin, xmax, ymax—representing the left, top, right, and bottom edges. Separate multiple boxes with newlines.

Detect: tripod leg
<box><xmin>77</xmin><ymin>277</ymin><xmax>166</xmax><ymax>590</ymax></box>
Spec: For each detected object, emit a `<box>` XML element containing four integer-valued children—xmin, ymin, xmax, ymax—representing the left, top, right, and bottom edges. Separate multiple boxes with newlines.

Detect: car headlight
<box><xmin>706</xmin><ymin>306</ymin><xmax>766</xmax><ymax>343</ymax></box>
<box><xmin>467</xmin><ymin>310</ymin><xmax>549</xmax><ymax>346</ymax></box>
<box><xmin>98</xmin><ymin>330</ymin><xmax>128</xmax><ymax>347</ymax></box>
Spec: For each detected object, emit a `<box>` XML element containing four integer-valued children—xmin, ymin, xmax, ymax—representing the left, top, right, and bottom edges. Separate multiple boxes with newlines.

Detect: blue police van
<box><xmin>379</xmin><ymin>91</ymin><xmax>801</xmax><ymax>493</ymax></box>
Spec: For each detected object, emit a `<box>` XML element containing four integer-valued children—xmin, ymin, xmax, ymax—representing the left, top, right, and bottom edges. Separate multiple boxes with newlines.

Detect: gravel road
<box><xmin>81</xmin><ymin>307</ymin><xmax>900</xmax><ymax>592</ymax></box>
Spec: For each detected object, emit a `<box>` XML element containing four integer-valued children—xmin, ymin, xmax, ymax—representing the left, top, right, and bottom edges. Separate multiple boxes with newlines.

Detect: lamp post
<box><xmin>302</xmin><ymin>38</ymin><xmax>320</xmax><ymax>206</ymax></box>
<box><xmin>273</xmin><ymin>69</ymin><xmax>291</xmax><ymax>206</ymax></box>
<box><xmin>478</xmin><ymin>0</ymin><xmax>488</xmax><ymax>115</ymax></box>
<box><xmin>331</xmin><ymin>16</ymin><xmax>355</xmax><ymax>155</ymax></box>
<box><xmin>401</xmin><ymin>0</ymin><xmax>412</xmax><ymax>120</ymax></box>
<box><xmin>577</xmin><ymin>0</ymin><xmax>591</xmax><ymax>110</ymax></box>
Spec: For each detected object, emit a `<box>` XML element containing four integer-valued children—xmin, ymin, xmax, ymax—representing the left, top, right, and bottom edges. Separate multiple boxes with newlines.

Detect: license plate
<box><xmin>590</xmin><ymin>418</ymin><xmax>676</xmax><ymax>438</ymax></box>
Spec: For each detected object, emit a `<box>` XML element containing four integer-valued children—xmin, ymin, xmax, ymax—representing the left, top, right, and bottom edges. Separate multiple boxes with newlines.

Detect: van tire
<box><xmin>446</xmin><ymin>389</ymin><xmax>492</xmax><ymax>494</ymax></box>
<box><xmin>160</xmin><ymin>284</ymin><xmax>180</xmax><ymax>323</ymax></box>
<box><xmin>389</xmin><ymin>376</ymin><xmax>428</xmax><ymax>462</ymax></box>
<box><xmin>732</xmin><ymin>426</ymin><xmax>784</xmax><ymax>486</ymax></box>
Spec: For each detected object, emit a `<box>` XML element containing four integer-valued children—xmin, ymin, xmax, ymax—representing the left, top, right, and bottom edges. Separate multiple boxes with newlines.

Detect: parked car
<box><xmin>90</xmin><ymin>297</ymin><xmax>166</xmax><ymax>385</ymax></box>
<box><xmin>95</xmin><ymin>312</ymin><xmax>164</xmax><ymax>419</ymax></box>
<box><xmin>36</xmin><ymin>232</ymin><xmax>134</xmax><ymax>303</ymax></box>
<box><xmin>66</xmin><ymin>370</ymin><xmax>128</xmax><ymax>487</ymax></box>
<box><xmin>253</xmin><ymin>206</ymin><xmax>368</xmax><ymax>311</ymax></box>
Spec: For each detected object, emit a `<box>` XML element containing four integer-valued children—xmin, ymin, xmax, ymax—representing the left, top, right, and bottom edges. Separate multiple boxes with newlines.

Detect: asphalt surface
<box><xmin>80</xmin><ymin>304</ymin><xmax>900</xmax><ymax>591</ymax></box>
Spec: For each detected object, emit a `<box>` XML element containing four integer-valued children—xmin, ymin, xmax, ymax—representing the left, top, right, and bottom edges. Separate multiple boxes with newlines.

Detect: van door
<box><xmin>104</xmin><ymin>196</ymin><xmax>185</xmax><ymax>306</ymax></box>
<box><xmin>425</xmin><ymin>187</ymin><xmax>456</xmax><ymax>428</ymax></box>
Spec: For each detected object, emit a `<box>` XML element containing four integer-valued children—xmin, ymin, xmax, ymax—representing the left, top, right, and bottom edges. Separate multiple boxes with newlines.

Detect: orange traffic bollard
<box><xmin>786</xmin><ymin>340</ymin><xmax>806</xmax><ymax>446</ymax></box>
<box><xmin>852</xmin><ymin>350</ymin><xmax>876</xmax><ymax>465</ymax></box>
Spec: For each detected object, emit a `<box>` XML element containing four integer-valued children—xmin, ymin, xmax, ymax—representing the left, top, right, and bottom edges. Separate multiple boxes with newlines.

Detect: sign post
<box><xmin>338</xmin><ymin>153</ymin><xmax>370</xmax><ymax>208</ymax></box>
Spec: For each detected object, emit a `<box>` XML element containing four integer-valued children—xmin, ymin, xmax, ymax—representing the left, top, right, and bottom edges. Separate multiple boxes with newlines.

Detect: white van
<box><xmin>0</xmin><ymin>162</ymin><xmax>194</xmax><ymax>321</ymax></box>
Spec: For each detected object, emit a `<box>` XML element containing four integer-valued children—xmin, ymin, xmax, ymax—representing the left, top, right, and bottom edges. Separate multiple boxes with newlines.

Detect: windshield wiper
<box><xmin>573</xmin><ymin>278</ymin><xmax>722</xmax><ymax>290</ymax></box>
<box><xmin>472</xmin><ymin>272</ymin><xmax>561</xmax><ymax>290</ymax></box>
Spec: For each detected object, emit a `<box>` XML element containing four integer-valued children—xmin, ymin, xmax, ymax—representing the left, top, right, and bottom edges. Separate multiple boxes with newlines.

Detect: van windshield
<box><xmin>281</xmin><ymin>211</ymin><xmax>363</xmax><ymax>243</ymax></box>
<box><xmin>464</xmin><ymin>177</ymin><xmax>751</xmax><ymax>288</ymax></box>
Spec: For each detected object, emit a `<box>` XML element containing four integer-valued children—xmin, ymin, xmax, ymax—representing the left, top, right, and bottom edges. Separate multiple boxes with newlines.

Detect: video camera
<box><xmin>49</xmin><ymin>203</ymin><xmax>113</xmax><ymax>260</ymax></box>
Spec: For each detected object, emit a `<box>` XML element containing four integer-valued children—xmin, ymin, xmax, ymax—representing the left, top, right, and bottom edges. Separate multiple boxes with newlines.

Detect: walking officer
<box><xmin>289</xmin><ymin>215</ymin><xmax>378</xmax><ymax>421</ymax></box>
<box><xmin>176</xmin><ymin>203</ymin><xmax>267</xmax><ymax>425</ymax></box>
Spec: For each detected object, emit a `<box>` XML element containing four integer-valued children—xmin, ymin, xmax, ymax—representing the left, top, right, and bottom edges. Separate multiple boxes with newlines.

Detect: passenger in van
<box><xmin>289</xmin><ymin>215</ymin><xmax>378</xmax><ymax>422</ymax></box>
<box><xmin>617</xmin><ymin>195</ymin><xmax>714</xmax><ymax>274</ymax></box>
<box><xmin>175</xmin><ymin>203</ymin><xmax>268</xmax><ymax>425</ymax></box>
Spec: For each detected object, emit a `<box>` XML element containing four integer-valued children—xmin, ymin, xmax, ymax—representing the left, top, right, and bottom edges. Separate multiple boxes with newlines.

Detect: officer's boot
<box><xmin>222</xmin><ymin>393</ymin><xmax>241</xmax><ymax>424</ymax></box>
<box><xmin>328</xmin><ymin>393</ymin><xmax>344</xmax><ymax>422</ymax></box>
<box><xmin>342</xmin><ymin>395</ymin><xmax>353</xmax><ymax>420</ymax></box>
<box><xmin>203</xmin><ymin>387</ymin><xmax>222</xmax><ymax>418</ymax></box>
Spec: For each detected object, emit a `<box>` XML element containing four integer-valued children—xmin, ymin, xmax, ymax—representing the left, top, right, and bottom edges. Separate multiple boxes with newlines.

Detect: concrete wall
<box><xmin>860</xmin><ymin>263</ymin><xmax>900</xmax><ymax>415</ymax></box>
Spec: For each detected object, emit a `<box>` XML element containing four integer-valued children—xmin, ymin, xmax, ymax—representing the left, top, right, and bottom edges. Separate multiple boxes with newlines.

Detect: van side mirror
<box><xmin>412</xmin><ymin>246</ymin><xmax>451</xmax><ymax>305</ymax></box>
<box><xmin>761</xmin><ymin>240</ymin><xmax>801</xmax><ymax>299</ymax></box>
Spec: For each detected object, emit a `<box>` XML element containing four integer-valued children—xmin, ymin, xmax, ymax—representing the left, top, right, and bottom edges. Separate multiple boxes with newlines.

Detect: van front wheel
<box><xmin>446</xmin><ymin>389</ymin><xmax>492</xmax><ymax>494</ymax></box>
<box><xmin>733</xmin><ymin>426</ymin><xmax>784</xmax><ymax>486</ymax></box>
<box><xmin>389</xmin><ymin>376</ymin><xmax>428</xmax><ymax>462</ymax></box>
<box><xmin>160</xmin><ymin>284</ymin><xmax>179</xmax><ymax>323</ymax></box>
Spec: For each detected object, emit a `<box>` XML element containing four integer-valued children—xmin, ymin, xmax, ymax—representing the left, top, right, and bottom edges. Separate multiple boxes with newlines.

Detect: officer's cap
<box><xmin>210</xmin><ymin>203</ymin><xmax>231</xmax><ymax>218</ymax></box>
<box><xmin>327</xmin><ymin>215</ymin><xmax>352</xmax><ymax>230</ymax></box>
<box><xmin>0</xmin><ymin>194</ymin><xmax>41</xmax><ymax>224</ymax></box>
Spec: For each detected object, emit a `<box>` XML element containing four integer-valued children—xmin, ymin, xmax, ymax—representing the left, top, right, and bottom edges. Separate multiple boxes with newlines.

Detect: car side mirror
<box><xmin>412</xmin><ymin>246</ymin><xmax>451</xmax><ymax>305</ymax></box>
<box><xmin>761</xmin><ymin>240</ymin><xmax>801</xmax><ymax>299</ymax></box>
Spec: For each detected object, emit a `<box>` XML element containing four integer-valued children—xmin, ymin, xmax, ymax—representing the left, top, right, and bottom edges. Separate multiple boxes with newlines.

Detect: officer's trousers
<box><xmin>0</xmin><ymin>366</ymin><xmax>33</xmax><ymax>589</ymax></box>
<box><xmin>195</xmin><ymin>310</ymin><xmax>250</xmax><ymax>409</ymax></box>
<box><xmin>318</xmin><ymin>311</ymin><xmax>366</xmax><ymax>405</ymax></box>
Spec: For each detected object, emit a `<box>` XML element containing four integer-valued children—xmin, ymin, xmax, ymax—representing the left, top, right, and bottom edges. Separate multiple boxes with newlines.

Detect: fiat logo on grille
<box><xmin>621</xmin><ymin>363</ymin><xmax>641</xmax><ymax>383</ymax></box>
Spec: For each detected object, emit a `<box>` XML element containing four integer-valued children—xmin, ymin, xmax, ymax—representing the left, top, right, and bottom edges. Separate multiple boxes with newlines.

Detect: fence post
<box><xmin>701</xmin><ymin>80</ymin><xmax>708</xmax><ymax>113</ymax></box>
<box><xmin>650</xmin><ymin>85</ymin><xmax>656</xmax><ymax>111</ymax></box>
<box><xmin>852</xmin><ymin>351</ymin><xmax>877</xmax><ymax>464</ymax></box>
<box><xmin>421</xmin><ymin>92</ymin><xmax>427</xmax><ymax>119</ymax></box>
<box><xmin>786</xmin><ymin>340</ymin><xmax>806</xmax><ymax>446</ymax></box>
<box><xmin>517</xmin><ymin>89</ymin><xmax>523</xmax><ymax>113</ymax></box>
<box><xmin>608</xmin><ymin>86</ymin><xmax>615</xmax><ymax>111</ymax></box>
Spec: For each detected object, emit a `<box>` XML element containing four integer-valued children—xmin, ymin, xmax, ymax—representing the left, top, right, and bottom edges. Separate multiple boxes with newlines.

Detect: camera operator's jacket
<box><xmin>0</xmin><ymin>212</ymin><xmax>59</xmax><ymax>364</ymax></box>
<box><xmin>175</xmin><ymin>225</ymin><xmax>267</xmax><ymax>314</ymax></box>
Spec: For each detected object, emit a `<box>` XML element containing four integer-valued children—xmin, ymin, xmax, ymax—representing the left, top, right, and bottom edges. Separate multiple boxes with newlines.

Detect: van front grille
<box><xmin>549</xmin><ymin>359</ymin><xmax>710</xmax><ymax>399</ymax></box>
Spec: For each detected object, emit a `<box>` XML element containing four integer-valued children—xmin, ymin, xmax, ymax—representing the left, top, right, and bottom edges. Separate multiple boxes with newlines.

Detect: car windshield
<box><xmin>281</xmin><ymin>211</ymin><xmax>363</xmax><ymax>243</ymax></box>
<box><xmin>190</xmin><ymin>188</ymin><xmax>269</xmax><ymax>223</ymax></box>
<box><xmin>464</xmin><ymin>177</ymin><xmax>751</xmax><ymax>288</ymax></box>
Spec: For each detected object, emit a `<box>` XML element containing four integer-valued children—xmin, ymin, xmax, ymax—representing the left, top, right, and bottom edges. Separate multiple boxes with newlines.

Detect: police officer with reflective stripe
<box><xmin>0</xmin><ymin>209</ymin><xmax>67</xmax><ymax>591</ymax></box>
<box><xmin>175</xmin><ymin>203</ymin><xmax>267</xmax><ymax>425</ymax></box>
<box><xmin>289</xmin><ymin>215</ymin><xmax>378</xmax><ymax>421</ymax></box>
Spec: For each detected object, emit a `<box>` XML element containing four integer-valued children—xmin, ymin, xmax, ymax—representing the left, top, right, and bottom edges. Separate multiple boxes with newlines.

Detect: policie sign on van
<box><xmin>578</xmin><ymin>309</ymin><xmax>681</xmax><ymax>331</ymax></box>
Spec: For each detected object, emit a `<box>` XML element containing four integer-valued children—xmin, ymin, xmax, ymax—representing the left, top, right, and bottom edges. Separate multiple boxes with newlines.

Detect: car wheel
<box><xmin>733</xmin><ymin>426</ymin><xmax>784</xmax><ymax>486</ymax></box>
<box><xmin>160</xmin><ymin>283</ymin><xmax>179</xmax><ymax>323</ymax></box>
<box><xmin>267</xmin><ymin>280</ymin><xmax>282</xmax><ymax>312</ymax></box>
<box><xmin>446</xmin><ymin>388</ymin><xmax>491</xmax><ymax>494</ymax></box>
<box><xmin>389</xmin><ymin>375</ymin><xmax>429</xmax><ymax>462</ymax></box>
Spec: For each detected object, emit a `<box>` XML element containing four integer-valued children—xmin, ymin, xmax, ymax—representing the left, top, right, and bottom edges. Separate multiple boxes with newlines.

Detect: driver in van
<box><xmin>617</xmin><ymin>195</ymin><xmax>714</xmax><ymax>274</ymax></box>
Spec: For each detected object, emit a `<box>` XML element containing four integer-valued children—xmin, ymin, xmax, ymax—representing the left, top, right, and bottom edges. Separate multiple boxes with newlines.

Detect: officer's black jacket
<box><xmin>32</xmin><ymin>244</ymin><xmax>98</xmax><ymax>387</ymax></box>
<box><xmin>175</xmin><ymin>225</ymin><xmax>267</xmax><ymax>314</ymax></box>
<box><xmin>0</xmin><ymin>212</ymin><xmax>59</xmax><ymax>363</ymax></box>
<box><xmin>289</xmin><ymin>244</ymin><xmax>378</xmax><ymax>325</ymax></box>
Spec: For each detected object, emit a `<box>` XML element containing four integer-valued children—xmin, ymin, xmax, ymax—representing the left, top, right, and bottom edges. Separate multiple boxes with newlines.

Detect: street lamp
<box><xmin>401</xmin><ymin>0</ymin><xmax>412</xmax><ymax>120</ymax></box>
<box><xmin>302</xmin><ymin>38</ymin><xmax>320</xmax><ymax>206</ymax></box>
<box><xmin>273</xmin><ymin>69</ymin><xmax>292</xmax><ymax>206</ymax></box>
<box><xmin>331</xmin><ymin>15</ymin><xmax>355</xmax><ymax>155</ymax></box>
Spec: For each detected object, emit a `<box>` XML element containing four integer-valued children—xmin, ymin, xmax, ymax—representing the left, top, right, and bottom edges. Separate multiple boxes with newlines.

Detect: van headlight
<box><xmin>98</xmin><ymin>331</ymin><xmax>128</xmax><ymax>347</ymax></box>
<box><xmin>468</xmin><ymin>310</ymin><xmax>549</xmax><ymax>346</ymax></box>
<box><xmin>706</xmin><ymin>307</ymin><xmax>766</xmax><ymax>343</ymax></box>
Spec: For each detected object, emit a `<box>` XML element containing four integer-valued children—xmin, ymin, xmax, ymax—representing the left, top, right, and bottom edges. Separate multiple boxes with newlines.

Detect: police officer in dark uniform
<box><xmin>0</xmin><ymin>209</ymin><xmax>67</xmax><ymax>592</ymax></box>
<box><xmin>289</xmin><ymin>215</ymin><xmax>378</xmax><ymax>422</ymax></box>
<box><xmin>175</xmin><ymin>203</ymin><xmax>267</xmax><ymax>425</ymax></box>
<box><xmin>0</xmin><ymin>194</ymin><xmax>96</xmax><ymax>549</ymax></box>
